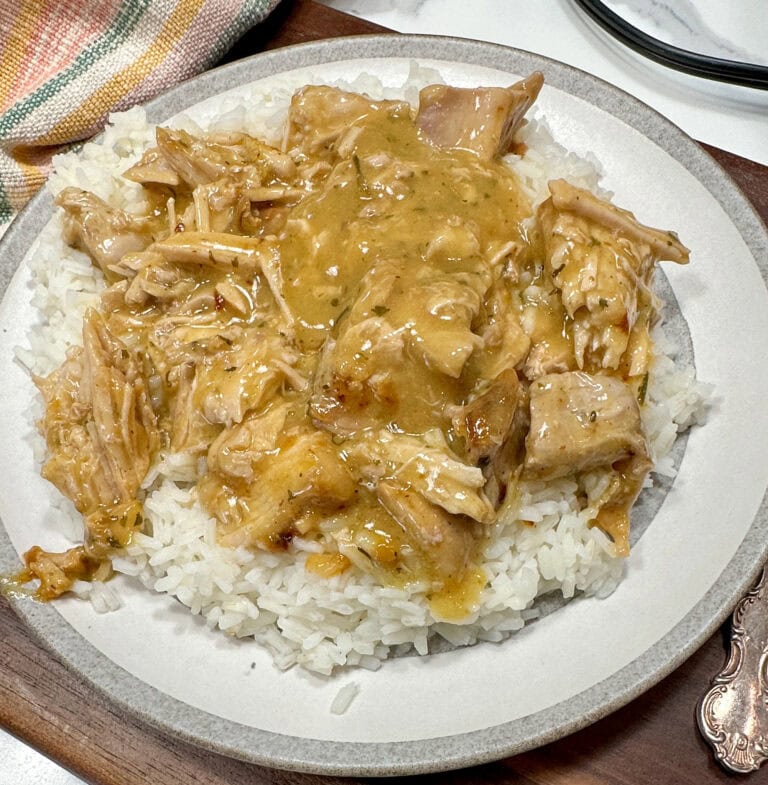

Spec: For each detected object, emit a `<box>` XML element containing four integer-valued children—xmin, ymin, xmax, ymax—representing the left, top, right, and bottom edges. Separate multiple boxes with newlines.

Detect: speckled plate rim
<box><xmin>1</xmin><ymin>34</ymin><xmax>768</xmax><ymax>776</ymax></box>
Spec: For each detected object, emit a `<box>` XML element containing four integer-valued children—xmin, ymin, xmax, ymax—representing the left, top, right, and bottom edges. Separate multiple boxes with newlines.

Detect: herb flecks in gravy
<box><xmin>23</xmin><ymin>75</ymin><xmax>689</xmax><ymax>620</ymax></box>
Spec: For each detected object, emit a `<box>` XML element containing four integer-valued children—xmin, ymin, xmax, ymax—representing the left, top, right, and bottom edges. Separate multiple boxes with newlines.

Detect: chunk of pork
<box><xmin>55</xmin><ymin>187</ymin><xmax>155</xmax><ymax>277</ymax></box>
<box><xmin>416</xmin><ymin>72</ymin><xmax>544</xmax><ymax>160</ymax></box>
<box><xmin>524</xmin><ymin>371</ymin><xmax>648</xmax><ymax>480</ymax></box>
<box><xmin>539</xmin><ymin>179</ymin><xmax>689</xmax><ymax>372</ymax></box>
<box><xmin>210</xmin><ymin>431</ymin><xmax>356</xmax><ymax>549</ymax></box>
<box><xmin>377</xmin><ymin>481</ymin><xmax>475</xmax><ymax>584</ymax></box>
<box><xmin>36</xmin><ymin>311</ymin><xmax>159</xmax><ymax>513</ymax></box>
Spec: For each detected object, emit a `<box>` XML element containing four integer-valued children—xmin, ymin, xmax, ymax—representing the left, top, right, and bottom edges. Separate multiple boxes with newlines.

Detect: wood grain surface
<box><xmin>2</xmin><ymin>2</ymin><xmax>767</xmax><ymax>783</ymax></box>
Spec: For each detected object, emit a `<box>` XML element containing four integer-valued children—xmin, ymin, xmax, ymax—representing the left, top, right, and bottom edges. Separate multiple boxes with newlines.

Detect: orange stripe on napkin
<box><xmin>0</xmin><ymin>0</ymin><xmax>51</xmax><ymax>108</ymax></box>
<box><xmin>121</xmin><ymin>0</ymin><xmax>244</xmax><ymax>108</ymax></box>
<box><xmin>7</xmin><ymin>1</ymin><xmax>125</xmax><ymax>108</ymax></box>
<box><xmin>1</xmin><ymin>146</ymin><xmax>50</xmax><ymax>211</ymax></box>
<box><xmin>37</xmin><ymin>0</ymin><xmax>206</xmax><ymax>146</ymax></box>
<box><xmin>10</xmin><ymin>165</ymin><xmax>46</xmax><ymax>211</ymax></box>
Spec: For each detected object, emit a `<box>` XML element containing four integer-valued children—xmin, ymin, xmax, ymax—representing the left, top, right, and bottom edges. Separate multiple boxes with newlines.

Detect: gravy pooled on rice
<box><xmin>21</xmin><ymin>74</ymin><xmax>688</xmax><ymax>628</ymax></box>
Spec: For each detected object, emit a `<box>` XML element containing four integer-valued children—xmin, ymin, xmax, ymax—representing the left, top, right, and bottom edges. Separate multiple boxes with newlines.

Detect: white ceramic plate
<box><xmin>1</xmin><ymin>36</ymin><xmax>767</xmax><ymax>775</ymax></box>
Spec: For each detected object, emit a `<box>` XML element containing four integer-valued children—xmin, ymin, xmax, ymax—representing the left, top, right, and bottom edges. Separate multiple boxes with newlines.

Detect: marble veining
<box><xmin>611</xmin><ymin>0</ymin><xmax>768</xmax><ymax>65</ymax></box>
<box><xmin>318</xmin><ymin>0</ymin><xmax>768</xmax><ymax>165</ymax></box>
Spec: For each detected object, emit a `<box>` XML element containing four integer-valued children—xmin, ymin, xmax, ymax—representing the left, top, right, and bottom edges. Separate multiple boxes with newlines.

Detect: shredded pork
<box><xmin>24</xmin><ymin>77</ymin><xmax>689</xmax><ymax>615</ymax></box>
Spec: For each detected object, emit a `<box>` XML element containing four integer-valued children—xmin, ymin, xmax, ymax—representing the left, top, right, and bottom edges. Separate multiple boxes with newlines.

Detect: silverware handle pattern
<box><xmin>698</xmin><ymin>567</ymin><xmax>768</xmax><ymax>774</ymax></box>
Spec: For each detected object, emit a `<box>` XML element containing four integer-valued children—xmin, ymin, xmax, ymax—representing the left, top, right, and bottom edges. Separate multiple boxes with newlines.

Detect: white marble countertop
<box><xmin>318</xmin><ymin>0</ymin><xmax>768</xmax><ymax>165</ymax></box>
<box><xmin>0</xmin><ymin>728</ymin><xmax>85</xmax><ymax>785</ymax></box>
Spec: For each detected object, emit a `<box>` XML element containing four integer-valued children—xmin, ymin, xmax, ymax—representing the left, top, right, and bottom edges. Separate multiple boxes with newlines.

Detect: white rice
<box><xmin>330</xmin><ymin>682</ymin><xmax>361</xmax><ymax>715</ymax></box>
<box><xmin>19</xmin><ymin>66</ymin><xmax>712</xmax><ymax>675</ymax></box>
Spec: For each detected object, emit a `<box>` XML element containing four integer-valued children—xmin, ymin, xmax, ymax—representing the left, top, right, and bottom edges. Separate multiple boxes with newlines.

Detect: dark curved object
<box><xmin>573</xmin><ymin>0</ymin><xmax>768</xmax><ymax>90</ymax></box>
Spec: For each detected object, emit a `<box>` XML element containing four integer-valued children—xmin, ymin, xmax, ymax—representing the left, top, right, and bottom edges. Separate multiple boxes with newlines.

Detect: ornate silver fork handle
<box><xmin>698</xmin><ymin>567</ymin><xmax>768</xmax><ymax>773</ymax></box>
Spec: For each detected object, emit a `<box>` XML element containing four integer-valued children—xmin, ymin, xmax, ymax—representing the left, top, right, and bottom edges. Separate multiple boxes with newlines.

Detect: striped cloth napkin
<box><xmin>0</xmin><ymin>0</ymin><xmax>281</xmax><ymax>236</ymax></box>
